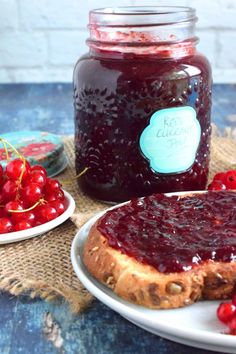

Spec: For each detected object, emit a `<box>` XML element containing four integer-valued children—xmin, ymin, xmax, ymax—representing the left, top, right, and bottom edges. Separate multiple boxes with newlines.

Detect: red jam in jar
<box><xmin>74</xmin><ymin>7</ymin><xmax>212</xmax><ymax>203</ymax></box>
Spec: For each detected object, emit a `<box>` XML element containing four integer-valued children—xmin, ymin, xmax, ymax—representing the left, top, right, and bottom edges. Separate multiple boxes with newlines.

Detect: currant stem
<box><xmin>8</xmin><ymin>199</ymin><xmax>46</xmax><ymax>213</ymax></box>
<box><xmin>74</xmin><ymin>167</ymin><xmax>89</xmax><ymax>179</ymax></box>
<box><xmin>2</xmin><ymin>141</ymin><xmax>9</xmax><ymax>161</ymax></box>
<box><xmin>0</xmin><ymin>138</ymin><xmax>24</xmax><ymax>161</ymax></box>
<box><xmin>0</xmin><ymin>138</ymin><xmax>27</xmax><ymax>189</ymax></box>
<box><xmin>61</xmin><ymin>167</ymin><xmax>89</xmax><ymax>186</ymax></box>
<box><xmin>19</xmin><ymin>158</ymin><xmax>26</xmax><ymax>182</ymax></box>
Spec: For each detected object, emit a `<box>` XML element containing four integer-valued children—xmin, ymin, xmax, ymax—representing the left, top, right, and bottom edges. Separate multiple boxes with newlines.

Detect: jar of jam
<box><xmin>73</xmin><ymin>7</ymin><xmax>212</xmax><ymax>203</ymax></box>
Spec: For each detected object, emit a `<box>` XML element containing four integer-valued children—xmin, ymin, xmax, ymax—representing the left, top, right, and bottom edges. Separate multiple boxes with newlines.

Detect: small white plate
<box><xmin>0</xmin><ymin>190</ymin><xmax>75</xmax><ymax>244</ymax></box>
<box><xmin>71</xmin><ymin>192</ymin><xmax>236</xmax><ymax>353</ymax></box>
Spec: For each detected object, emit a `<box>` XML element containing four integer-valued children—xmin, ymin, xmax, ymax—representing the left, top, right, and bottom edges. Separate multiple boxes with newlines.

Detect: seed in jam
<box><xmin>97</xmin><ymin>191</ymin><xmax>236</xmax><ymax>273</ymax></box>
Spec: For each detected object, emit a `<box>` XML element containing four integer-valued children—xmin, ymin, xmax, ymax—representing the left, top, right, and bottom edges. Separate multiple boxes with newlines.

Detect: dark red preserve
<box><xmin>98</xmin><ymin>191</ymin><xmax>236</xmax><ymax>273</ymax></box>
<box><xmin>74</xmin><ymin>7</ymin><xmax>212</xmax><ymax>203</ymax></box>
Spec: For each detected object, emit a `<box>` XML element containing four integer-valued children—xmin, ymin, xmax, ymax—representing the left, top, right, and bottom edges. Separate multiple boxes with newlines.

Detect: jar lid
<box><xmin>0</xmin><ymin>131</ymin><xmax>67</xmax><ymax>177</ymax></box>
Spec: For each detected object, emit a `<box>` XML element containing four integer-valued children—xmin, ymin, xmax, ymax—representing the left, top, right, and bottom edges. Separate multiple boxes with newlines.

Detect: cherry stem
<box><xmin>8</xmin><ymin>199</ymin><xmax>46</xmax><ymax>213</ymax></box>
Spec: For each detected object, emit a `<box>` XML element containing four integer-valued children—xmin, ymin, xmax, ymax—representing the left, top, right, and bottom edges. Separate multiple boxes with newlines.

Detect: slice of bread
<box><xmin>83</xmin><ymin>192</ymin><xmax>236</xmax><ymax>309</ymax></box>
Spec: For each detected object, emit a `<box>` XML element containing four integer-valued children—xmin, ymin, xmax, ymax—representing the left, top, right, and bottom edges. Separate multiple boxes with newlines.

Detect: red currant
<box><xmin>21</xmin><ymin>211</ymin><xmax>36</xmax><ymax>225</ymax></box>
<box><xmin>231</xmin><ymin>294</ymin><xmax>236</xmax><ymax>307</ymax></box>
<box><xmin>0</xmin><ymin>217</ymin><xmax>13</xmax><ymax>234</ymax></box>
<box><xmin>213</xmin><ymin>172</ymin><xmax>226</xmax><ymax>183</ymax></box>
<box><xmin>0</xmin><ymin>165</ymin><xmax>3</xmax><ymax>179</ymax></box>
<box><xmin>14</xmin><ymin>220</ymin><xmax>32</xmax><ymax>231</ymax></box>
<box><xmin>229</xmin><ymin>317</ymin><xmax>236</xmax><ymax>332</ymax></box>
<box><xmin>6</xmin><ymin>158</ymin><xmax>30</xmax><ymax>180</ymax></box>
<box><xmin>2</xmin><ymin>180</ymin><xmax>18</xmax><ymax>201</ymax></box>
<box><xmin>0</xmin><ymin>208</ymin><xmax>5</xmax><ymax>218</ymax></box>
<box><xmin>225</xmin><ymin>170</ymin><xmax>236</xmax><ymax>190</ymax></box>
<box><xmin>54</xmin><ymin>189</ymin><xmax>64</xmax><ymax>200</ymax></box>
<box><xmin>45</xmin><ymin>194</ymin><xmax>57</xmax><ymax>203</ymax></box>
<box><xmin>0</xmin><ymin>176</ymin><xmax>4</xmax><ymax>188</ymax></box>
<box><xmin>36</xmin><ymin>205</ymin><xmax>58</xmax><ymax>224</ymax></box>
<box><xmin>0</xmin><ymin>148</ymin><xmax>66</xmax><ymax>234</ymax></box>
<box><xmin>24</xmin><ymin>170</ymin><xmax>46</xmax><ymax>188</ymax></box>
<box><xmin>30</xmin><ymin>165</ymin><xmax>47</xmax><ymax>177</ymax></box>
<box><xmin>4</xmin><ymin>200</ymin><xmax>24</xmax><ymax>217</ymax></box>
<box><xmin>44</xmin><ymin>178</ymin><xmax>61</xmax><ymax>195</ymax></box>
<box><xmin>217</xmin><ymin>302</ymin><xmax>236</xmax><ymax>324</ymax></box>
<box><xmin>20</xmin><ymin>183</ymin><xmax>42</xmax><ymax>206</ymax></box>
<box><xmin>4</xmin><ymin>200</ymin><xmax>31</xmax><ymax>224</ymax></box>
<box><xmin>208</xmin><ymin>180</ymin><xmax>227</xmax><ymax>191</ymax></box>
<box><xmin>50</xmin><ymin>200</ymin><xmax>66</xmax><ymax>216</ymax></box>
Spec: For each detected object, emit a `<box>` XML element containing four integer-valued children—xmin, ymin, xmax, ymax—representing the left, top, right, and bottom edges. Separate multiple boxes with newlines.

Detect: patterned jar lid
<box><xmin>0</xmin><ymin>131</ymin><xmax>67</xmax><ymax>177</ymax></box>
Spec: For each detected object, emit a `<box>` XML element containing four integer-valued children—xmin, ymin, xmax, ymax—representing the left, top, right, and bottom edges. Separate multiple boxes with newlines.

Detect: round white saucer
<box><xmin>71</xmin><ymin>192</ymin><xmax>236</xmax><ymax>353</ymax></box>
<box><xmin>0</xmin><ymin>190</ymin><xmax>75</xmax><ymax>244</ymax></box>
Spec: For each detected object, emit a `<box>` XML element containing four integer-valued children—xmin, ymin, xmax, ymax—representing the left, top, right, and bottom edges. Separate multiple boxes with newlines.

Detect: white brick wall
<box><xmin>0</xmin><ymin>0</ymin><xmax>236</xmax><ymax>83</ymax></box>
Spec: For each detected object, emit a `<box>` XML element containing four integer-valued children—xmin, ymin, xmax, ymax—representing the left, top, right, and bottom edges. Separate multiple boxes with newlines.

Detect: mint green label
<box><xmin>139</xmin><ymin>107</ymin><xmax>201</xmax><ymax>174</ymax></box>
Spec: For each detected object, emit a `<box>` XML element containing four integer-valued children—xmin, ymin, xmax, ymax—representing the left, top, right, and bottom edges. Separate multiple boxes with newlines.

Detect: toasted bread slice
<box><xmin>83</xmin><ymin>192</ymin><xmax>236</xmax><ymax>309</ymax></box>
<box><xmin>83</xmin><ymin>223</ymin><xmax>236</xmax><ymax>309</ymax></box>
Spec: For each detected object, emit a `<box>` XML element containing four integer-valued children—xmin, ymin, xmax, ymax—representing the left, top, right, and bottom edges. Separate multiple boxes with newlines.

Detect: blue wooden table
<box><xmin>0</xmin><ymin>83</ymin><xmax>235</xmax><ymax>354</ymax></box>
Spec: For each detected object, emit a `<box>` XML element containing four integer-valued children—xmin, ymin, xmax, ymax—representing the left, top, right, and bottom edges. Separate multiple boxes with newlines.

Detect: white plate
<box><xmin>71</xmin><ymin>193</ymin><xmax>236</xmax><ymax>353</ymax></box>
<box><xmin>0</xmin><ymin>190</ymin><xmax>75</xmax><ymax>244</ymax></box>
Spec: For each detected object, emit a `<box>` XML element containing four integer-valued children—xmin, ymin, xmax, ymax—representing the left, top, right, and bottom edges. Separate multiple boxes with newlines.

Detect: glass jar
<box><xmin>73</xmin><ymin>7</ymin><xmax>212</xmax><ymax>203</ymax></box>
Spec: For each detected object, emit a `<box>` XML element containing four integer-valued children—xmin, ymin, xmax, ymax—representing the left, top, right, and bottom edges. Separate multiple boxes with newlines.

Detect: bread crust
<box><xmin>83</xmin><ymin>222</ymin><xmax>236</xmax><ymax>309</ymax></box>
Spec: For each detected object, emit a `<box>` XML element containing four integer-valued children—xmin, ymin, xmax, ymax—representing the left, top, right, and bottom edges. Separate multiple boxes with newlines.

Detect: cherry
<box><xmin>20</xmin><ymin>183</ymin><xmax>43</xmax><ymax>206</ymax></box>
<box><xmin>0</xmin><ymin>217</ymin><xmax>13</xmax><ymax>234</ymax></box>
<box><xmin>50</xmin><ymin>200</ymin><xmax>66</xmax><ymax>216</ymax></box>
<box><xmin>225</xmin><ymin>170</ymin><xmax>236</xmax><ymax>190</ymax></box>
<box><xmin>14</xmin><ymin>220</ymin><xmax>32</xmax><ymax>231</ymax></box>
<box><xmin>208</xmin><ymin>180</ymin><xmax>226</xmax><ymax>191</ymax></box>
<box><xmin>6</xmin><ymin>158</ymin><xmax>30</xmax><ymax>180</ymax></box>
<box><xmin>2</xmin><ymin>180</ymin><xmax>18</xmax><ymax>201</ymax></box>
<box><xmin>44</xmin><ymin>178</ymin><xmax>61</xmax><ymax>195</ymax></box>
<box><xmin>30</xmin><ymin>165</ymin><xmax>47</xmax><ymax>177</ymax></box>
<box><xmin>217</xmin><ymin>302</ymin><xmax>236</xmax><ymax>324</ymax></box>
<box><xmin>36</xmin><ymin>205</ymin><xmax>58</xmax><ymax>224</ymax></box>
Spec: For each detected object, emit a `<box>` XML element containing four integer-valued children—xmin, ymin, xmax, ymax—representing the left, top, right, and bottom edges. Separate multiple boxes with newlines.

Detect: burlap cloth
<box><xmin>0</xmin><ymin>129</ymin><xmax>235</xmax><ymax>313</ymax></box>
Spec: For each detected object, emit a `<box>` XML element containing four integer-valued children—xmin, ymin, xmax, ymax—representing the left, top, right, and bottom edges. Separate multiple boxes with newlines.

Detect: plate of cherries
<box><xmin>0</xmin><ymin>139</ymin><xmax>75</xmax><ymax>244</ymax></box>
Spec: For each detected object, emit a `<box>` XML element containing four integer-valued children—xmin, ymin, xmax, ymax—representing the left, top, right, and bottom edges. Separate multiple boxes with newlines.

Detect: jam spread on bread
<box><xmin>97</xmin><ymin>191</ymin><xmax>236</xmax><ymax>273</ymax></box>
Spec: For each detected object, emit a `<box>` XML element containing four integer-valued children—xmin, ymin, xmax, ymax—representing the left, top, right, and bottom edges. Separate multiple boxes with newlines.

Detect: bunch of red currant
<box><xmin>208</xmin><ymin>170</ymin><xmax>236</xmax><ymax>191</ymax></box>
<box><xmin>0</xmin><ymin>151</ymin><xmax>67</xmax><ymax>234</ymax></box>
<box><xmin>217</xmin><ymin>295</ymin><xmax>236</xmax><ymax>335</ymax></box>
